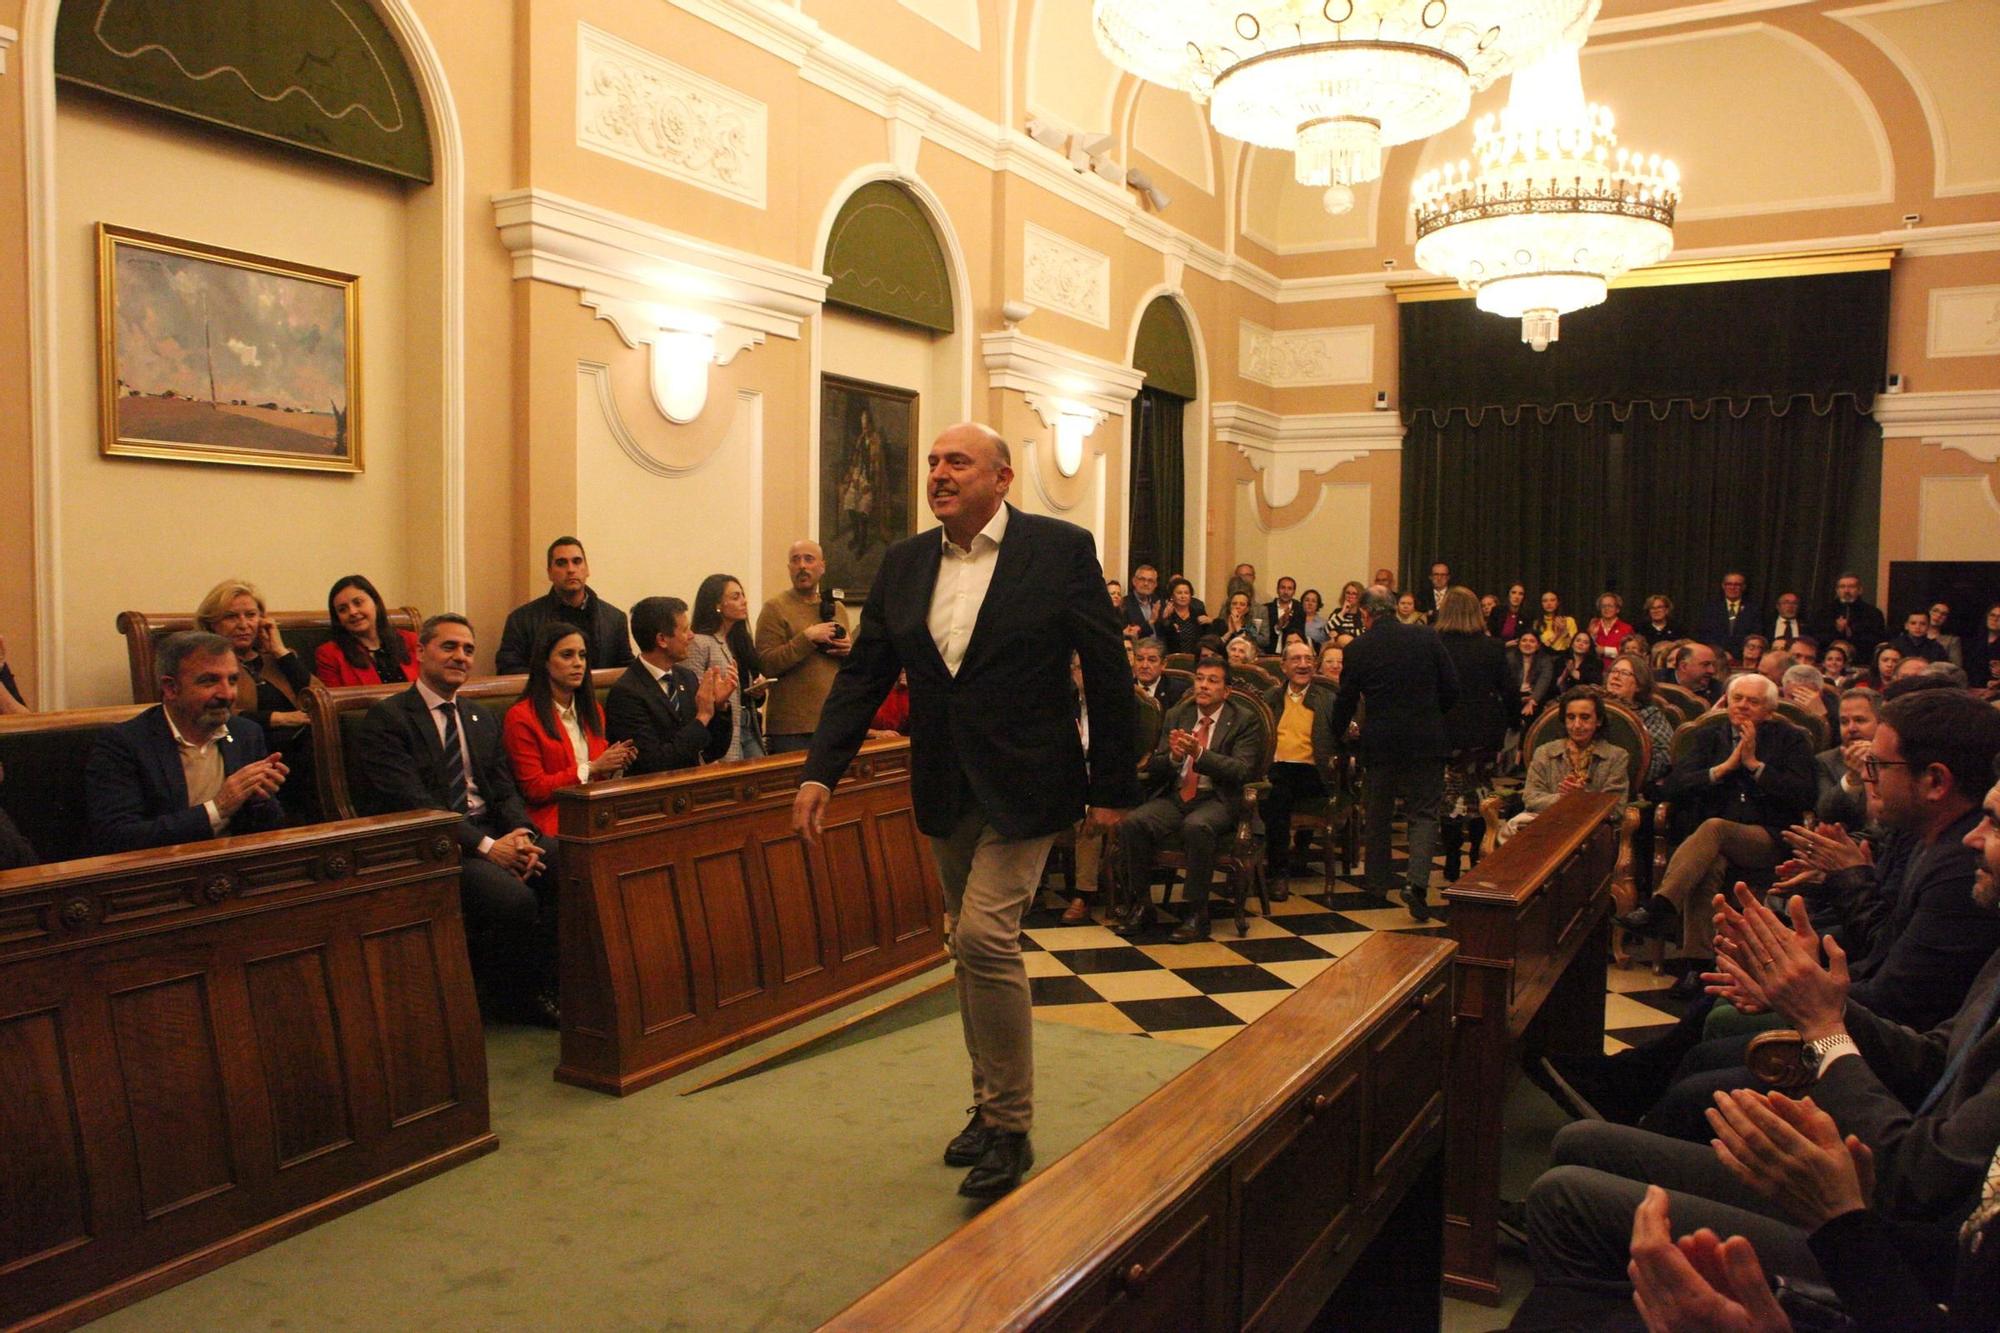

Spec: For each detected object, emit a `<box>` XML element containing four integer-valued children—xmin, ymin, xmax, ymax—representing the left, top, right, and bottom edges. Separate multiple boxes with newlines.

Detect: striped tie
<box><xmin>1917</xmin><ymin>978</ymin><xmax>2000</xmax><ymax>1116</ymax></box>
<box><xmin>438</xmin><ymin>701</ymin><xmax>468</xmax><ymax>814</ymax></box>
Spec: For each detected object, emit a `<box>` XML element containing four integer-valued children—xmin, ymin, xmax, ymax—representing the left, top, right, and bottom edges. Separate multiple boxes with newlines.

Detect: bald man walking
<box><xmin>794</xmin><ymin>422</ymin><xmax>1137</xmax><ymax>1199</ymax></box>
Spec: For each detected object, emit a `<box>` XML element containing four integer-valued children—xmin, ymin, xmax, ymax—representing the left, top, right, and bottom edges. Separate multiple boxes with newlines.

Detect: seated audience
<box><xmin>1501</xmin><ymin>687</ymin><xmax>1630</xmax><ymax>844</ymax></box>
<box><xmin>1132</xmin><ymin>637</ymin><xmax>1187</xmax><ymax>708</ymax></box>
<box><xmin>0</xmin><ymin>759</ymin><xmax>35</xmax><ymax>868</ymax></box>
<box><xmin>1758</xmin><ymin>646</ymin><xmax>1795</xmax><ymax>687</ymax></box>
<box><xmin>197</xmin><ymin>578</ymin><xmax>311</xmax><ymax>737</ymax></box>
<box><xmin>1438</xmin><ymin>587</ymin><xmax>1509</xmax><ymax>880</ymax></box>
<box><xmin>1227</xmin><ymin>562</ymin><xmax>1258</xmax><ymax>604</ymax></box>
<box><xmin>1821</xmin><ymin>639</ymin><xmax>1855</xmax><ymax>687</ymax></box>
<box><xmin>1738</xmin><ymin>633</ymin><xmax>1771</xmax><ymax>673</ymax></box>
<box><xmin>1810</xmin><ymin>572</ymin><xmax>1888</xmax><ymax>663</ymax></box>
<box><xmin>1326</xmin><ymin>581</ymin><xmax>1366</xmax><ymax>645</ymax></box>
<box><xmin>1122</xmin><ymin>564</ymin><xmax>1162</xmax><ymax>639</ymax></box>
<box><xmin>86</xmin><ymin>630</ymin><xmax>288</xmax><ymax>852</ymax></box>
<box><xmin>1586</xmin><ymin>593</ymin><xmax>1636</xmax><ymax>663</ymax></box>
<box><xmin>1152</xmin><ymin>577</ymin><xmax>1207</xmax><ymax>656</ymax></box>
<box><xmin>1769</xmin><ymin>590</ymin><xmax>1806</xmax><ymax>644</ymax></box>
<box><xmin>1789</xmin><ymin>635</ymin><xmax>1821</xmax><ymax>667</ymax></box>
<box><xmin>1506</xmin><ymin>629</ymin><xmax>1559</xmax><ymax>731</ymax></box>
<box><xmin>354</xmin><ymin>614</ymin><xmax>555</xmax><ymax>1024</ymax></box>
<box><xmin>605</xmin><ymin>596</ymin><xmax>730</xmax><ymax>775</ymax></box>
<box><xmin>1224</xmin><ymin>636</ymin><xmax>1259</xmax><ymax>669</ymax></box>
<box><xmin>1104</xmin><ymin>579</ymin><xmax>1123</xmax><ymax>614</ymax></box>
<box><xmin>1615</xmin><ymin>673</ymin><xmax>1815</xmax><ymax>952</ymax></box>
<box><xmin>0</xmin><ymin>632</ymin><xmax>30</xmax><ymax>714</ymax></box>
<box><xmin>502</xmin><ymin>623</ymin><xmax>636</xmax><ymax>836</ymax></box>
<box><xmin>1554</xmin><ymin>631</ymin><xmax>1600</xmax><ymax>692</ymax></box>
<box><xmin>1536</xmin><ymin>590</ymin><xmax>1578</xmax><ymax>652</ymax></box>
<box><xmin>754</xmin><ymin>539</ymin><xmax>852</xmax><ymax>754</ymax></box>
<box><xmin>1317</xmin><ymin>641</ymin><xmax>1345</xmax><ymax>685</ymax></box>
<box><xmin>1423</xmin><ymin>562</ymin><xmax>1452</xmax><ymax>620</ymax></box>
<box><xmin>1898</xmin><ymin>655</ymin><xmax>1936</xmax><ymax>682</ymax></box>
<box><xmin>1297</xmin><ymin>588</ymin><xmax>1327</xmax><ymax>647</ymax></box>
<box><xmin>1815</xmin><ymin>686</ymin><xmax>1881</xmax><ymax>829</ymax></box>
<box><xmin>1671</xmin><ymin>640</ymin><xmax>1722</xmax><ymax>704</ymax></box>
<box><xmin>1489</xmin><ymin>582</ymin><xmax>1529</xmax><ymax>642</ymax></box>
<box><xmin>1633</xmin><ymin>593</ymin><xmax>1681</xmax><ymax>649</ymax></box>
<box><xmin>1261</xmin><ymin>640</ymin><xmax>1341</xmax><ymax>889</ymax></box>
<box><xmin>1116</xmin><ymin>659</ymin><xmax>1263</xmax><ymax>943</ymax></box>
<box><xmin>1929</xmin><ymin>600</ymin><xmax>1962</xmax><ymax>667</ymax></box>
<box><xmin>1974</xmin><ymin>603</ymin><xmax>2000</xmax><ymax>693</ymax></box>
<box><xmin>1780</xmin><ymin>662</ymin><xmax>1827</xmax><ymax>723</ymax></box>
<box><xmin>867</xmin><ymin>670</ymin><xmax>911</xmax><ymax>738</ymax></box>
<box><xmin>1395</xmin><ymin>590</ymin><xmax>1426</xmax><ymax>625</ymax></box>
<box><xmin>1519</xmin><ymin>760</ymin><xmax>2000</xmax><ymax>1323</ymax></box>
<box><xmin>494</xmin><ymin>536</ymin><xmax>633</xmax><ymax>676</ymax></box>
<box><xmin>1263</xmin><ymin>576</ymin><xmax>1303</xmax><ymax>647</ymax></box>
<box><xmin>686</xmin><ymin>573</ymin><xmax>765</xmax><ymax>762</ymax></box>
<box><xmin>1603</xmin><ymin>654</ymin><xmax>1674</xmax><ymax>788</ymax></box>
<box><xmin>1479</xmin><ymin>592</ymin><xmax>1499</xmax><ymax>624</ymax></box>
<box><xmin>1217</xmin><ymin>590</ymin><xmax>1268</xmax><ymax>654</ymax></box>
<box><xmin>1869</xmin><ymin>642</ymin><xmax>1905</xmax><ymax>690</ymax></box>
<box><xmin>1695</xmin><ymin>571</ymin><xmax>1763</xmax><ymax>662</ymax></box>
<box><xmin>314</xmin><ymin>573</ymin><xmax>420</xmax><ymax>686</ymax></box>
<box><xmin>1890</xmin><ymin>608</ymin><xmax>1949</xmax><ymax>663</ymax></box>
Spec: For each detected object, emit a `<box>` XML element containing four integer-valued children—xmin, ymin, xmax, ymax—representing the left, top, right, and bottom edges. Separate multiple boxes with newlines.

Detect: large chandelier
<box><xmin>1412</xmin><ymin>44</ymin><xmax>1681</xmax><ymax>350</ymax></box>
<box><xmin>1092</xmin><ymin>0</ymin><xmax>1599</xmax><ymax>210</ymax></box>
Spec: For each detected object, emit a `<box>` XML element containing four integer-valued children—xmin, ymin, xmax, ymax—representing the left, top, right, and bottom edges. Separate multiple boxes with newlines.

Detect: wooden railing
<box><xmin>116</xmin><ymin>606</ymin><xmax>423</xmax><ymax>704</ymax></box>
<box><xmin>0</xmin><ymin>810</ymin><xmax>495</xmax><ymax>1331</ymax></box>
<box><xmin>1443</xmin><ymin>789</ymin><xmax>1620</xmax><ymax>1303</ymax></box>
<box><xmin>823</xmin><ymin>930</ymin><xmax>1456</xmax><ymax>1332</ymax></box>
<box><xmin>551</xmin><ymin>739</ymin><xmax>945</xmax><ymax>1095</ymax></box>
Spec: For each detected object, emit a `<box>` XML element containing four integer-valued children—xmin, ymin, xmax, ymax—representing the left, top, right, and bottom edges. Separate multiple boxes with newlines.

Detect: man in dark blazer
<box><xmin>86</xmin><ymin>630</ymin><xmax>289</xmax><ymax>853</ymax></box>
<box><xmin>793</xmin><ymin>422</ymin><xmax>1137</xmax><ymax>1200</ymax></box>
<box><xmin>1132</xmin><ymin>637</ymin><xmax>1189</xmax><ymax>710</ymax></box>
<box><xmin>1263</xmin><ymin>575</ymin><xmax>1303</xmax><ymax>647</ymax></box>
<box><xmin>353</xmin><ymin>614</ymin><xmax>555</xmax><ymax>1025</ymax></box>
<box><xmin>1693</xmin><ymin>571</ymin><xmax>1763</xmax><ymax>662</ymax></box>
<box><xmin>1331</xmin><ymin>588</ymin><xmax>1459</xmax><ymax>920</ymax></box>
<box><xmin>605</xmin><ymin>596</ymin><xmax>730</xmax><ymax>774</ymax></box>
<box><xmin>1809</xmin><ymin>572</ymin><xmax>1889</xmax><ymax>665</ymax></box>
<box><xmin>494</xmin><ymin>536</ymin><xmax>634</xmax><ymax>675</ymax></box>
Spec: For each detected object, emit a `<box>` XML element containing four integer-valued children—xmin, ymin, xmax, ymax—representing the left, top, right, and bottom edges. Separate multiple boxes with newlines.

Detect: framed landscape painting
<box><xmin>97</xmin><ymin>224</ymin><xmax>362</xmax><ymax>473</ymax></box>
<box><xmin>819</xmin><ymin>374</ymin><xmax>917</xmax><ymax>600</ymax></box>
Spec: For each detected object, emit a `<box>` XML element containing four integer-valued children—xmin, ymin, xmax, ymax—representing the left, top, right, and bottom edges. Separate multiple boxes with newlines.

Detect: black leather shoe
<box><xmin>1169</xmin><ymin>911</ymin><xmax>1211</xmax><ymax>944</ymax></box>
<box><xmin>958</xmin><ymin>1130</ymin><xmax>1033</xmax><ymax>1199</ymax></box>
<box><xmin>943</xmin><ymin>1107</ymin><xmax>991</xmax><ymax>1167</ymax></box>
<box><xmin>1111</xmin><ymin>904</ymin><xmax>1156</xmax><ymax>938</ymax></box>
<box><xmin>1614</xmin><ymin>897</ymin><xmax>1681</xmax><ymax>941</ymax></box>
<box><xmin>1400</xmin><ymin>886</ymin><xmax>1433</xmax><ymax>922</ymax></box>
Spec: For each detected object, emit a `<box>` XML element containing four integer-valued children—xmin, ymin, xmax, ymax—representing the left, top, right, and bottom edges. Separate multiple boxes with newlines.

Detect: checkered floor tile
<box><xmin>1027</xmin><ymin>823</ymin><xmax>1698</xmax><ymax>1052</ymax></box>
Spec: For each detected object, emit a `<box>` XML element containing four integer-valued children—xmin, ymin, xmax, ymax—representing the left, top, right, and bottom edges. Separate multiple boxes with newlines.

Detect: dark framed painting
<box><xmin>819</xmin><ymin>374</ymin><xmax>917</xmax><ymax>599</ymax></box>
<box><xmin>97</xmin><ymin>223</ymin><xmax>362</xmax><ymax>474</ymax></box>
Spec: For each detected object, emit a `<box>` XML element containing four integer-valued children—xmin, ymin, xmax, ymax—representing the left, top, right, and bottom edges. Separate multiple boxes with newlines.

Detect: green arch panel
<box><xmin>823</xmin><ymin>181</ymin><xmax>955</xmax><ymax>335</ymax></box>
<box><xmin>1134</xmin><ymin>297</ymin><xmax>1197</xmax><ymax>400</ymax></box>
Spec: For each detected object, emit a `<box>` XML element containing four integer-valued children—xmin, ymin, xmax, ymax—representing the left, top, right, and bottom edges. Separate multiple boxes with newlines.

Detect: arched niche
<box><xmin>1128</xmin><ymin>294</ymin><xmax>1203</xmax><ymax>581</ymax></box>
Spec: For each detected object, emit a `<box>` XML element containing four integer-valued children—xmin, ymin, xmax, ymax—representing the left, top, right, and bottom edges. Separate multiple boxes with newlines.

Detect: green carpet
<box><xmin>89</xmin><ymin>966</ymin><xmax>1202</xmax><ymax>1331</ymax></box>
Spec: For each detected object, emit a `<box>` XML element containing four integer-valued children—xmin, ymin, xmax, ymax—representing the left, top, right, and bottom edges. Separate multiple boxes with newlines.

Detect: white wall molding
<box><xmin>0</xmin><ymin>25</ymin><xmax>17</xmax><ymax>75</ymax></box>
<box><xmin>576</xmin><ymin>22</ymin><xmax>768</xmax><ymax>209</ymax></box>
<box><xmin>1592</xmin><ymin>0</ymin><xmax>1813</xmax><ymax>36</ymax></box>
<box><xmin>1927</xmin><ymin>286</ymin><xmax>2000</xmax><ymax>360</ymax></box>
<box><xmin>1213</xmin><ymin>403</ymin><xmax>1404</xmax><ymax>508</ymax></box>
<box><xmin>1023</xmin><ymin>223</ymin><xmax>1110</xmax><ymax>328</ymax></box>
<box><xmin>1874</xmin><ymin>389</ymin><xmax>2000</xmax><ymax>462</ymax></box>
<box><xmin>981</xmin><ymin>329</ymin><xmax>1148</xmax><ymax>420</ymax></box>
<box><xmin>1238</xmin><ymin>320</ymin><xmax>1373</xmax><ymax>387</ymax></box>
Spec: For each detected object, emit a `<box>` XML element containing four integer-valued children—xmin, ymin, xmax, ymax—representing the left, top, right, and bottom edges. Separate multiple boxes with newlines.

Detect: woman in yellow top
<box><xmin>1535</xmin><ymin>590</ymin><xmax>1578</xmax><ymax>652</ymax></box>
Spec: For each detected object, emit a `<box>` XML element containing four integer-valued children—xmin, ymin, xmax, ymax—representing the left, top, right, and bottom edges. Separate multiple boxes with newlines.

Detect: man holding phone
<box><xmin>756</xmin><ymin>538</ymin><xmax>853</xmax><ymax>753</ymax></box>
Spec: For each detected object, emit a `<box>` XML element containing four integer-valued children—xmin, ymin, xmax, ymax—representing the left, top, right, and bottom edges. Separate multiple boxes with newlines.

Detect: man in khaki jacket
<box><xmin>755</xmin><ymin>539</ymin><xmax>852</xmax><ymax>753</ymax></box>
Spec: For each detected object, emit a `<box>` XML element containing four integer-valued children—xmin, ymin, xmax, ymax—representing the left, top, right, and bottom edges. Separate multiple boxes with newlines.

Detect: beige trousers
<box><xmin>1656</xmin><ymin>817</ymin><xmax>1783</xmax><ymax>952</ymax></box>
<box><xmin>932</xmin><ymin>810</ymin><xmax>1056</xmax><ymax>1135</ymax></box>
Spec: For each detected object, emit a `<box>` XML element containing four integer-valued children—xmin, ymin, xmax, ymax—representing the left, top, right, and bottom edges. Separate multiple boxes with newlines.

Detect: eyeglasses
<box><xmin>1862</xmin><ymin>756</ymin><xmax>1916</xmax><ymax>780</ymax></box>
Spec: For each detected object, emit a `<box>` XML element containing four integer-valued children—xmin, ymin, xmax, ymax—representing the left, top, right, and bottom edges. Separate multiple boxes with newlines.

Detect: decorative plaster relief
<box><xmin>1023</xmin><ymin>223</ymin><xmax>1110</xmax><ymax>328</ymax></box>
<box><xmin>577</xmin><ymin>22</ymin><xmax>767</xmax><ymax>209</ymax></box>
<box><xmin>1238</xmin><ymin>321</ymin><xmax>1373</xmax><ymax>388</ymax></box>
<box><xmin>1212</xmin><ymin>402</ymin><xmax>1404</xmax><ymax>508</ymax></box>
<box><xmin>1874</xmin><ymin>389</ymin><xmax>2000</xmax><ymax>464</ymax></box>
<box><xmin>1927</xmin><ymin>285</ymin><xmax>2000</xmax><ymax>360</ymax></box>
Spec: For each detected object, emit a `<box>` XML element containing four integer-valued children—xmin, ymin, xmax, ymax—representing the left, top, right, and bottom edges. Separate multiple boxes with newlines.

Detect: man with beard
<box><xmin>755</xmin><ymin>538</ymin><xmax>853</xmax><ymax>753</ymax></box>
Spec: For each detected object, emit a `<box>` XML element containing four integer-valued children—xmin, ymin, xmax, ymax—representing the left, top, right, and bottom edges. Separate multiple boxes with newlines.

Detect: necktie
<box><xmin>438</xmin><ymin>701</ymin><xmax>468</xmax><ymax>814</ymax></box>
<box><xmin>1917</xmin><ymin>977</ymin><xmax>2000</xmax><ymax>1116</ymax></box>
<box><xmin>1783</xmin><ymin>618</ymin><xmax>1796</xmax><ymax>638</ymax></box>
<box><xmin>1180</xmin><ymin>714</ymin><xmax>1213</xmax><ymax>801</ymax></box>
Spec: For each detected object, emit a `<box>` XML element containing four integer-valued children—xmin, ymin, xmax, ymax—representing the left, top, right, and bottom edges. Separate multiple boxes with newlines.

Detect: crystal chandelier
<box><xmin>1092</xmin><ymin>0</ymin><xmax>1599</xmax><ymax>211</ymax></box>
<box><xmin>1411</xmin><ymin>44</ymin><xmax>1681</xmax><ymax>350</ymax></box>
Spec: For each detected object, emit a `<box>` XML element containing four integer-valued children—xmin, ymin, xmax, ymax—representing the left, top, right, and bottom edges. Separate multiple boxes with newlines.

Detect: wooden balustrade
<box><xmin>552</xmin><ymin>739</ymin><xmax>945</xmax><ymax>1095</ymax></box>
<box><xmin>0</xmin><ymin>810</ymin><xmax>494</xmax><ymax>1331</ymax></box>
<box><xmin>1442</xmin><ymin>790</ymin><xmax>1620</xmax><ymax>1303</ymax></box>
<box><xmin>823</xmin><ymin>930</ymin><xmax>1456</xmax><ymax>1332</ymax></box>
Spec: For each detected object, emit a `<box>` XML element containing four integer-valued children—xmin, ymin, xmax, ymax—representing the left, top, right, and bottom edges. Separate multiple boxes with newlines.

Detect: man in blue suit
<box><xmin>86</xmin><ymin>631</ymin><xmax>288</xmax><ymax>853</ymax></box>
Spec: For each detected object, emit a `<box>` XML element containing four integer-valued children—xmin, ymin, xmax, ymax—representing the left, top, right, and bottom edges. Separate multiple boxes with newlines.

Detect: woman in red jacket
<box><xmin>503</xmin><ymin>624</ymin><xmax>636</xmax><ymax>835</ymax></box>
<box><xmin>314</xmin><ymin>574</ymin><xmax>420</xmax><ymax>686</ymax></box>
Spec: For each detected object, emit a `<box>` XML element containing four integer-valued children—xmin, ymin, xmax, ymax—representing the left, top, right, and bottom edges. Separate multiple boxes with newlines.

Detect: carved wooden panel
<box><xmin>1367</xmin><ymin>979</ymin><xmax>1449</xmax><ymax>1189</ymax></box>
<box><xmin>693</xmin><ymin>848</ymin><xmax>765</xmax><ymax>1008</ymax></box>
<box><xmin>616</xmin><ymin>866</ymin><xmax>698</xmax><ymax>1033</ymax></box>
<box><xmin>245</xmin><ymin>945</ymin><xmax>354</xmax><ymax>1166</ymax></box>
<box><xmin>0</xmin><ymin>1005</ymin><xmax>90</xmax><ymax>1272</ymax></box>
<box><xmin>1238</xmin><ymin>1068</ymin><xmax>1363</xmax><ymax>1326</ymax></box>
<box><xmin>758</xmin><ymin>834</ymin><xmax>825</xmax><ymax>984</ymax></box>
<box><xmin>873</xmin><ymin>806</ymin><xmax>936</xmax><ymax>943</ymax></box>
<box><xmin>821</xmin><ymin>819</ymin><xmax>881</xmax><ymax>961</ymax></box>
<box><xmin>110</xmin><ymin>973</ymin><xmax>238</xmax><ymax>1219</ymax></box>
<box><xmin>360</xmin><ymin>923</ymin><xmax>456</xmax><ymax>1127</ymax></box>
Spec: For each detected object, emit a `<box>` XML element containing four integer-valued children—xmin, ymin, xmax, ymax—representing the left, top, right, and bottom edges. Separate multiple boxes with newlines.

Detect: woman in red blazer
<box><xmin>315</xmin><ymin>574</ymin><xmax>421</xmax><ymax>687</ymax></box>
<box><xmin>503</xmin><ymin>624</ymin><xmax>637</xmax><ymax>836</ymax></box>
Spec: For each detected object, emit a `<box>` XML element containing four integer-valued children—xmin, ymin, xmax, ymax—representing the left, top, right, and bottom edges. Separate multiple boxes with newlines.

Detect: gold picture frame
<box><xmin>97</xmin><ymin>223</ymin><xmax>362</xmax><ymax>474</ymax></box>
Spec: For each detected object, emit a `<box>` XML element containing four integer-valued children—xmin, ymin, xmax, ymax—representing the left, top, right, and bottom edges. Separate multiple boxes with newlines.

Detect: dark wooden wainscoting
<box><xmin>1443</xmin><ymin>790</ymin><xmax>1620</xmax><ymax>1303</ymax></box>
<box><xmin>553</xmin><ymin>739</ymin><xmax>945</xmax><ymax>1095</ymax></box>
<box><xmin>0</xmin><ymin>810</ymin><xmax>494</xmax><ymax>1331</ymax></box>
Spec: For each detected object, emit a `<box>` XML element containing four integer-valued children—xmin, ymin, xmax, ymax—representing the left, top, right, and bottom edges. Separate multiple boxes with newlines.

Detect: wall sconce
<box><xmin>1054</xmin><ymin>407</ymin><xmax>1094</xmax><ymax>478</ymax></box>
<box><xmin>650</xmin><ymin>322</ymin><xmax>719</xmax><ymax>424</ymax></box>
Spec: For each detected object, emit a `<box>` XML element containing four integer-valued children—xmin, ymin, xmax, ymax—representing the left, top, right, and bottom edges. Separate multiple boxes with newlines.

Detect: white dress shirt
<box><xmin>929</xmin><ymin>503</ymin><xmax>1008</xmax><ymax>676</ymax></box>
<box><xmin>415</xmin><ymin>678</ymin><xmax>493</xmax><ymax>852</ymax></box>
<box><xmin>555</xmin><ymin>698</ymin><xmax>593</xmax><ymax>784</ymax></box>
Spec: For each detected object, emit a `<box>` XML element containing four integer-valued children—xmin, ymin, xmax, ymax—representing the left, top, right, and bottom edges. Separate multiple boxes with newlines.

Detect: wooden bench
<box><xmin>552</xmin><ymin>740</ymin><xmax>946</xmax><ymax>1094</ymax></box>
<box><xmin>0</xmin><ymin>704</ymin><xmax>150</xmax><ymax>865</ymax></box>
<box><xmin>1443</xmin><ymin>790</ymin><xmax>1620</xmax><ymax>1302</ymax></box>
<box><xmin>823</xmin><ymin>930</ymin><xmax>1456</xmax><ymax>1330</ymax></box>
<box><xmin>0</xmin><ymin>810</ymin><xmax>494</xmax><ymax>1330</ymax></box>
<box><xmin>117</xmin><ymin>606</ymin><xmax>422</xmax><ymax>704</ymax></box>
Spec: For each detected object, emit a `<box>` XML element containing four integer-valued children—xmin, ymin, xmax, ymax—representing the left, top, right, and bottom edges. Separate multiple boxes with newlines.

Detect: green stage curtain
<box><xmin>1130</xmin><ymin>387</ymin><xmax>1187</xmax><ymax>579</ymax></box>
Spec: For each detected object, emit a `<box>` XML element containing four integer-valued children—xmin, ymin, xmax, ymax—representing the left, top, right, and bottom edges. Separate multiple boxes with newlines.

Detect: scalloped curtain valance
<box><xmin>1398</xmin><ymin>270</ymin><xmax>1890</xmax><ymax>429</ymax></box>
<box><xmin>823</xmin><ymin>182</ymin><xmax>955</xmax><ymax>335</ymax></box>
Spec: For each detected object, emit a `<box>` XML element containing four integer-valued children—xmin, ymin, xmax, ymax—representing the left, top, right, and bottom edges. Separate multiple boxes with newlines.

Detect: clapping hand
<box><xmin>215</xmin><ymin>754</ymin><xmax>288</xmax><ymax>816</ymax></box>
<box><xmin>1705</xmin><ymin>1090</ymin><xmax>1873</xmax><ymax>1231</ymax></box>
<box><xmin>590</xmin><ymin>739</ymin><xmax>638</xmax><ymax>778</ymax></box>
<box><xmin>1167</xmin><ymin>728</ymin><xmax>1197</xmax><ymax>761</ymax></box>
<box><xmin>1711</xmin><ymin>883</ymin><xmax>1850</xmax><ymax>1040</ymax></box>
<box><xmin>1781</xmin><ymin>821</ymin><xmax>1869</xmax><ymax>876</ymax></box>
<box><xmin>1627</xmin><ymin>1187</ymin><xmax>1791</xmax><ymax>1333</ymax></box>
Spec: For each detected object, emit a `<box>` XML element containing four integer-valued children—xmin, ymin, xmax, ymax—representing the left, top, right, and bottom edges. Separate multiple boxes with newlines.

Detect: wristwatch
<box><xmin>1800</xmin><ymin>1032</ymin><xmax>1860</xmax><ymax>1078</ymax></box>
